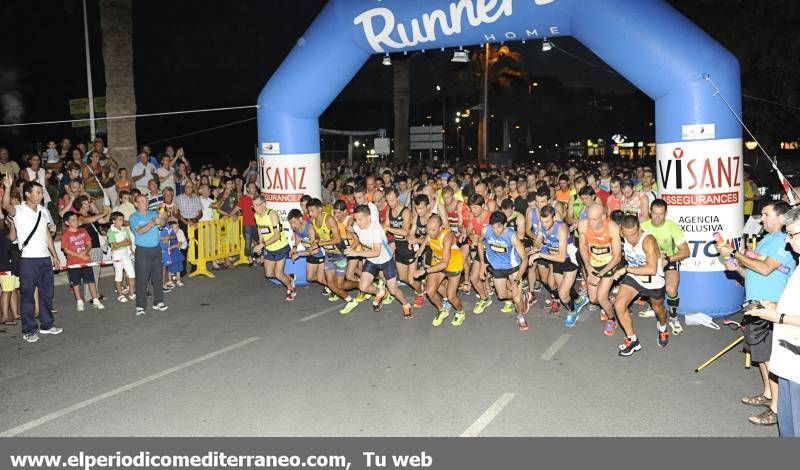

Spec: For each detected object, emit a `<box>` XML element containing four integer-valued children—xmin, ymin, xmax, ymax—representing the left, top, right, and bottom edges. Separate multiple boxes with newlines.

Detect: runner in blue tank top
<box><xmin>477</xmin><ymin>211</ymin><xmax>531</xmax><ymax>329</ymax></box>
<box><xmin>530</xmin><ymin>205</ymin><xmax>588</xmax><ymax>327</ymax></box>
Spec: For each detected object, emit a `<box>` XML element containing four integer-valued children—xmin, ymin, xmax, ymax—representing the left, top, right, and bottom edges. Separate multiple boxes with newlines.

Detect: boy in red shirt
<box><xmin>61</xmin><ymin>212</ymin><xmax>104</xmax><ymax>311</ymax></box>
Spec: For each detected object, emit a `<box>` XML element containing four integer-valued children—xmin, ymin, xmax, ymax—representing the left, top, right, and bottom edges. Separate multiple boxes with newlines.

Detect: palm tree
<box><xmin>470</xmin><ymin>45</ymin><xmax>528</xmax><ymax>162</ymax></box>
<box><xmin>99</xmin><ymin>0</ymin><xmax>137</xmax><ymax>170</ymax></box>
<box><xmin>393</xmin><ymin>57</ymin><xmax>410</xmax><ymax>163</ymax></box>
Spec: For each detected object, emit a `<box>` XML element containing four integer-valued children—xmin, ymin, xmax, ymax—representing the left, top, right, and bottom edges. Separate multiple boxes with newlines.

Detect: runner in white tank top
<box><xmin>611</xmin><ymin>214</ymin><xmax>669</xmax><ymax>357</ymax></box>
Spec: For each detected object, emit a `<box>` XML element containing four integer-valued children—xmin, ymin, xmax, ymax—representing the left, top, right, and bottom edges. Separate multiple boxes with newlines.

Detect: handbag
<box><xmin>9</xmin><ymin>210</ymin><xmax>43</xmax><ymax>276</ymax></box>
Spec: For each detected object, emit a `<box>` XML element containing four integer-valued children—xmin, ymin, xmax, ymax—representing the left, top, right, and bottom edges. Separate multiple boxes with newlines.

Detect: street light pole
<box><xmin>82</xmin><ymin>0</ymin><xmax>96</xmax><ymax>141</ymax></box>
<box><xmin>481</xmin><ymin>43</ymin><xmax>489</xmax><ymax>163</ymax></box>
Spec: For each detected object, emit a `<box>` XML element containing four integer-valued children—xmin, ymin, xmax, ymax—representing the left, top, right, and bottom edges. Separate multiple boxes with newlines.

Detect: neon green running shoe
<box><xmin>355</xmin><ymin>292</ymin><xmax>367</xmax><ymax>302</ymax></box>
<box><xmin>328</xmin><ymin>294</ymin><xmax>339</xmax><ymax>302</ymax></box>
<box><xmin>339</xmin><ymin>300</ymin><xmax>359</xmax><ymax>315</ymax></box>
<box><xmin>473</xmin><ymin>298</ymin><xmax>493</xmax><ymax>315</ymax></box>
<box><xmin>501</xmin><ymin>300</ymin><xmax>515</xmax><ymax>313</ymax></box>
<box><xmin>382</xmin><ymin>293</ymin><xmax>394</xmax><ymax>305</ymax></box>
<box><xmin>451</xmin><ymin>310</ymin><xmax>466</xmax><ymax>326</ymax></box>
<box><xmin>432</xmin><ymin>308</ymin><xmax>450</xmax><ymax>327</ymax></box>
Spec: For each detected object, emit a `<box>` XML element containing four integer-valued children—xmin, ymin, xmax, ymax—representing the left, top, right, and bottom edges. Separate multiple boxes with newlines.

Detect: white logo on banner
<box><xmin>261</xmin><ymin>143</ymin><xmax>280</xmax><ymax>155</ymax></box>
<box><xmin>656</xmin><ymin>138</ymin><xmax>744</xmax><ymax>272</ymax></box>
<box><xmin>681</xmin><ymin>123</ymin><xmax>715</xmax><ymax>141</ymax></box>
<box><xmin>354</xmin><ymin>0</ymin><xmax>559</xmax><ymax>53</ymax></box>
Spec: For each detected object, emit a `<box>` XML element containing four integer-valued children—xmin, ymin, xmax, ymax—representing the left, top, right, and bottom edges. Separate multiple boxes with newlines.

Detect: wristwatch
<box><xmin>779</xmin><ymin>313</ymin><xmax>786</xmax><ymax>324</ymax></box>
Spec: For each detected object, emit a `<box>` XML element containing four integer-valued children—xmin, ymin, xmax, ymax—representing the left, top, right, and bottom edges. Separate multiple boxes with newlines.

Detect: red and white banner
<box><xmin>657</xmin><ymin>138</ymin><xmax>744</xmax><ymax>272</ymax></box>
<box><xmin>258</xmin><ymin>152</ymin><xmax>321</xmax><ymax>225</ymax></box>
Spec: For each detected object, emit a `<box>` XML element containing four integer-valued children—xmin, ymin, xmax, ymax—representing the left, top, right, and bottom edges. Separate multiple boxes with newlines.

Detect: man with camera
<box><xmin>718</xmin><ymin>201</ymin><xmax>795</xmax><ymax>426</ymax></box>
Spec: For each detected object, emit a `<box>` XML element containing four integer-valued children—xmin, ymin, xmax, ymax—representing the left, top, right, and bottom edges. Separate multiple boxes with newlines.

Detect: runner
<box><xmin>344</xmin><ymin>205</ymin><xmax>413</xmax><ymax>319</ymax></box>
<box><xmin>252</xmin><ymin>195</ymin><xmax>295</xmax><ymax>301</ymax></box>
<box><xmin>384</xmin><ymin>188</ymin><xmax>420</xmax><ymax>310</ymax></box>
<box><xmin>525</xmin><ymin>187</ymin><xmax>551</xmax><ymax>295</ymax></box>
<box><xmin>287</xmin><ymin>207</ymin><xmax>325</xmax><ymax>288</ymax></box>
<box><xmin>308</xmin><ymin>199</ymin><xmax>359</xmax><ymax>314</ymax></box>
<box><xmin>640</xmin><ymin>199</ymin><xmax>690</xmax><ymax>335</ymax></box>
<box><xmin>619</xmin><ymin>179</ymin><xmax>650</xmax><ymax>221</ymax></box>
<box><xmin>477</xmin><ymin>211</ymin><xmax>531</xmax><ymax>330</ymax></box>
<box><xmin>611</xmin><ymin>214</ymin><xmax>669</xmax><ymax>356</ymax></box>
<box><xmin>408</xmin><ymin>194</ymin><xmax>435</xmax><ymax>308</ymax></box>
<box><xmin>530</xmin><ymin>205</ymin><xmax>589</xmax><ymax>327</ymax></box>
<box><xmin>499</xmin><ymin>198</ymin><xmax>527</xmax><ymax>312</ymax></box>
<box><xmin>439</xmin><ymin>186</ymin><xmax>472</xmax><ymax>294</ymax></box>
<box><xmin>413</xmin><ymin>215</ymin><xmax>466</xmax><ymax>327</ymax></box>
<box><xmin>467</xmin><ymin>194</ymin><xmax>493</xmax><ymax>313</ymax></box>
<box><xmin>578</xmin><ymin>204</ymin><xmax>623</xmax><ymax>336</ymax></box>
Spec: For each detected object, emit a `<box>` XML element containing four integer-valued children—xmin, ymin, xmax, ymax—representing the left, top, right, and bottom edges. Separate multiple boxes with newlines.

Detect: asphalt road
<box><xmin>0</xmin><ymin>267</ymin><xmax>777</xmax><ymax>437</ymax></box>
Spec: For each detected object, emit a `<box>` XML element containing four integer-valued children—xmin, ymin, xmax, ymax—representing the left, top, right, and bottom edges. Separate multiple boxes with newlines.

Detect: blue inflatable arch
<box><xmin>258</xmin><ymin>0</ymin><xmax>744</xmax><ymax>316</ymax></box>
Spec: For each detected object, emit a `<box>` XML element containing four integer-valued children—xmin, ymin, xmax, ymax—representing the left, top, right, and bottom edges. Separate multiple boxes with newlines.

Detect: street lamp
<box><xmin>354</xmin><ymin>140</ymin><xmax>361</xmax><ymax>148</ymax></box>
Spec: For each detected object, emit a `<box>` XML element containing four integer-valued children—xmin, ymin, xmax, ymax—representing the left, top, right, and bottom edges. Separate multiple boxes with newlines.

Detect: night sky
<box><xmin>0</xmin><ymin>0</ymin><xmax>794</xmax><ymax>168</ymax></box>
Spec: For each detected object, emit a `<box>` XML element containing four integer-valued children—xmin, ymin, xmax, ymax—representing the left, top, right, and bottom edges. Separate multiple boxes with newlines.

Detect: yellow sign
<box><xmin>69</xmin><ymin>97</ymin><xmax>106</xmax><ymax>116</ymax></box>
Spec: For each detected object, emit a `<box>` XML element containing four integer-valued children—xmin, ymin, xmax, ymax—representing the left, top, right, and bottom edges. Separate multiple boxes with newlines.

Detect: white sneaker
<box><xmin>638</xmin><ymin>308</ymin><xmax>655</xmax><ymax>318</ymax></box>
<box><xmin>76</xmin><ymin>299</ymin><xmax>85</xmax><ymax>312</ymax></box>
<box><xmin>90</xmin><ymin>299</ymin><xmax>105</xmax><ymax>310</ymax></box>
<box><xmin>23</xmin><ymin>332</ymin><xmax>39</xmax><ymax>343</ymax></box>
<box><xmin>135</xmin><ymin>307</ymin><xmax>146</xmax><ymax>316</ymax></box>
<box><xmin>129</xmin><ymin>293</ymin><xmax>137</xmax><ymax>301</ymax></box>
<box><xmin>153</xmin><ymin>302</ymin><xmax>169</xmax><ymax>311</ymax></box>
<box><xmin>39</xmin><ymin>326</ymin><xmax>63</xmax><ymax>335</ymax></box>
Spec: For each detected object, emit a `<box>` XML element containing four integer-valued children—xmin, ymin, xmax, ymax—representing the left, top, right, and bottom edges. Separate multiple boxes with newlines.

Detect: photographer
<box><xmin>718</xmin><ymin>201</ymin><xmax>795</xmax><ymax>426</ymax></box>
<box><xmin>748</xmin><ymin>206</ymin><xmax>800</xmax><ymax>437</ymax></box>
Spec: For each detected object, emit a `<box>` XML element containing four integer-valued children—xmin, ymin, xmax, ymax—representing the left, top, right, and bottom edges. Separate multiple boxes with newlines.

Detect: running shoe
<box><xmin>355</xmin><ymin>292</ymin><xmax>368</xmax><ymax>302</ymax></box>
<box><xmin>328</xmin><ymin>293</ymin><xmax>339</xmax><ymax>302</ymax></box>
<box><xmin>517</xmin><ymin>313</ymin><xmax>529</xmax><ymax>331</ymax></box>
<box><xmin>90</xmin><ymin>298</ymin><xmax>105</xmax><ymax>310</ymax></box>
<box><xmin>39</xmin><ymin>326</ymin><xmax>63</xmax><ymax>335</ymax></box>
<box><xmin>473</xmin><ymin>298</ymin><xmax>492</xmax><ymax>314</ymax></box>
<box><xmin>136</xmin><ymin>307</ymin><xmax>146</xmax><ymax>316</ymax></box>
<box><xmin>658</xmin><ymin>329</ymin><xmax>670</xmax><ymax>348</ymax></box>
<box><xmin>414</xmin><ymin>293</ymin><xmax>425</xmax><ymax>308</ymax></box>
<box><xmin>339</xmin><ymin>299</ymin><xmax>359</xmax><ymax>315</ymax></box>
<box><xmin>550</xmin><ymin>298</ymin><xmax>561</xmax><ymax>315</ymax></box>
<box><xmin>432</xmin><ymin>308</ymin><xmax>450</xmax><ymax>327</ymax></box>
<box><xmin>442</xmin><ymin>298</ymin><xmax>452</xmax><ymax>313</ymax></box>
<box><xmin>533</xmin><ymin>281</ymin><xmax>543</xmax><ymax>292</ymax></box>
<box><xmin>618</xmin><ymin>337</ymin><xmax>642</xmax><ymax>357</ymax></box>
<box><xmin>669</xmin><ymin>317</ymin><xmax>684</xmax><ymax>335</ymax></box>
<box><xmin>373</xmin><ymin>286</ymin><xmax>387</xmax><ymax>309</ymax></box>
<box><xmin>451</xmin><ymin>310</ymin><xmax>466</xmax><ymax>327</ymax></box>
<box><xmin>544</xmin><ymin>296</ymin><xmax>553</xmax><ymax>307</ymax></box>
<box><xmin>600</xmin><ymin>309</ymin><xmax>609</xmax><ymax>321</ymax></box>
<box><xmin>638</xmin><ymin>308</ymin><xmax>655</xmax><ymax>318</ymax></box>
<box><xmin>402</xmin><ymin>304</ymin><xmax>413</xmax><ymax>319</ymax></box>
<box><xmin>501</xmin><ymin>300</ymin><xmax>515</xmax><ymax>314</ymax></box>
<box><xmin>285</xmin><ymin>289</ymin><xmax>297</xmax><ymax>301</ymax></box>
<box><xmin>574</xmin><ymin>295</ymin><xmax>589</xmax><ymax>313</ymax></box>
<box><xmin>563</xmin><ymin>312</ymin><xmax>579</xmax><ymax>328</ymax></box>
<box><xmin>603</xmin><ymin>319</ymin><xmax>617</xmax><ymax>336</ymax></box>
<box><xmin>153</xmin><ymin>302</ymin><xmax>169</xmax><ymax>312</ymax></box>
<box><xmin>382</xmin><ymin>293</ymin><xmax>394</xmax><ymax>305</ymax></box>
<box><xmin>322</xmin><ymin>287</ymin><xmax>332</xmax><ymax>297</ymax></box>
<box><xmin>22</xmin><ymin>332</ymin><xmax>39</xmax><ymax>343</ymax></box>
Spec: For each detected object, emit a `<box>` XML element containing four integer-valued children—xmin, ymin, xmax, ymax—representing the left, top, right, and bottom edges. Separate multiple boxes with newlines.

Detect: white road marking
<box><xmin>299</xmin><ymin>304</ymin><xmax>342</xmax><ymax>322</ymax></box>
<box><xmin>540</xmin><ymin>334</ymin><xmax>572</xmax><ymax>361</ymax></box>
<box><xmin>460</xmin><ymin>393</ymin><xmax>516</xmax><ymax>437</ymax></box>
<box><xmin>0</xmin><ymin>337</ymin><xmax>260</xmax><ymax>437</ymax></box>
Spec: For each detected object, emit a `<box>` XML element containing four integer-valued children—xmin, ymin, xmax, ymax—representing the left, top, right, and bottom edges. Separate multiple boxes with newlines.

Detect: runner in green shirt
<box><xmin>640</xmin><ymin>199</ymin><xmax>691</xmax><ymax>335</ymax></box>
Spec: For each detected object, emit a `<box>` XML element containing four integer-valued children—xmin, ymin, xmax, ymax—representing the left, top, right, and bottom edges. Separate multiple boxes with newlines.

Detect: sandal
<box><xmin>2</xmin><ymin>320</ymin><xmax>18</xmax><ymax>325</ymax></box>
<box><xmin>459</xmin><ymin>283</ymin><xmax>471</xmax><ymax>293</ymax></box>
<box><xmin>748</xmin><ymin>408</ymin><xmax>778</xmax><ymax>426</ymax></box>
<box><xmin>741</xmin><ymin>394</ymin><xmax>771</xmax><ymax>406</ymax></box>
<box><xmin>117</xmin><ymin>295</ymin><xmax>129</xmax><ymax>303</ymax></box>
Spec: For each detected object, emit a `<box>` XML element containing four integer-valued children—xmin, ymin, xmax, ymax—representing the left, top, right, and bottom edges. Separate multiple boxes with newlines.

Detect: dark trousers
<box><xmin>134</xmin><ymin>246</ymin><xmax>164</xmax><ymax>309</ymax></box>
<box><xmin>20</xmin><ymin>257</ymin><xmax>55</xmax><ymax>334</ymax></box>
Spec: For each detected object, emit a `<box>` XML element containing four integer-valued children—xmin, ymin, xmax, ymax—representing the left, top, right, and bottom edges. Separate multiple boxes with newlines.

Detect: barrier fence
<box><xmin>187</xmin><ymin>217</ymin><xmax>249</xmax><ymax>278</ymax></box>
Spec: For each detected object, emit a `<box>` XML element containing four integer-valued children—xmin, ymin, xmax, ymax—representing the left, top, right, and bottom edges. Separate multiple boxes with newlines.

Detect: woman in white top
<box><xmin>22</xmin><ymin>154</ymin><xmax>50</xmax><ymax>205</ymax></box>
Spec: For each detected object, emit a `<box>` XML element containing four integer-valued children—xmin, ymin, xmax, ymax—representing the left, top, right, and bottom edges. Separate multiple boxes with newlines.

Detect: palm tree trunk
<box><xmin>99</xmin><ymin>0</ymin><xmax>137</xmax><ymax>171</ymax></box>
<box><xmin>393</xmin><ymin>57</ymin><xmax>410</xmax><ymax>163</ymax></box>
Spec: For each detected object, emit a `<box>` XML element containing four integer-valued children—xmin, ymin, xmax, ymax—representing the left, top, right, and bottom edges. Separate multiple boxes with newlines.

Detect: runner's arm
<box><xmin>669</xmin><ymin>241</ymin><xmax>690</xmax><ymax>263</ymax></box>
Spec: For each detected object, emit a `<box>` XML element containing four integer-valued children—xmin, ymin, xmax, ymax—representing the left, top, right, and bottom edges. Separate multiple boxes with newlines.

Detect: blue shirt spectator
<box><xmin>129</xmin><ymin>209</ymin><xmax>160</xmax><ymax>248</ymax></box>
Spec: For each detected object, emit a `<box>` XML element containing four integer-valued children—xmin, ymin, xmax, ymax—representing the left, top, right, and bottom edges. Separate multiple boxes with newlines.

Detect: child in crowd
<box><xmin>160</xmin><ymin>219</ymin><xmax>185</xmax><ymax>290</ymax></box>
<box><xmin>61</xmin><ymin>212</ymin><xmax>104</xmax><ymax>311</ymax></box>
<box><xmin>107</xmin><ymin>211</ymin><xmax>136</xmax><ymax>303</ymax></box>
